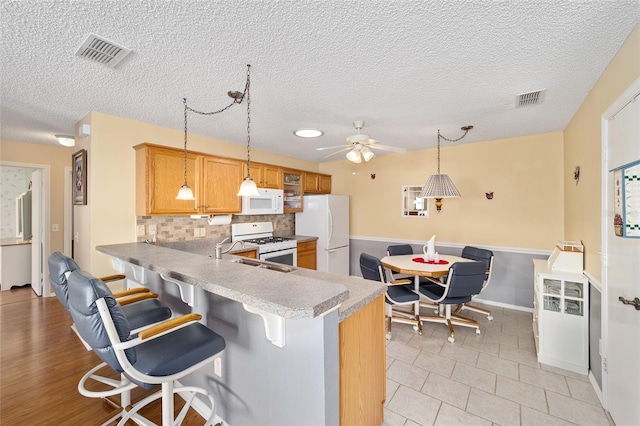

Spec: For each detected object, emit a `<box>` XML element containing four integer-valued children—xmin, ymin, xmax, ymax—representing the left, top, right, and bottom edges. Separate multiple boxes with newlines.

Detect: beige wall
<box><xmin>321</xmin><ymin>133</ymin><xmax>564</xmax><ymax>250</ymax></box>
<box><xmin>564</xmin><ymin>24</ymin><xmax>640</xmax><ymax>281</ymax></box>
<box><xmin>0</xmin><ymin>138</ymin><xmax>75</xmax><ymax>254</ymax></box>
<box><xmin>81</xmin><ymin>112</ymin><xmax>318</xmax><ymax>276</ymax></box>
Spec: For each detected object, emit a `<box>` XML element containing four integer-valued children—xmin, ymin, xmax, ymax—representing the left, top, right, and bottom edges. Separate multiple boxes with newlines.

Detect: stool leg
<box><xmin>162</xmin><ymin>381</ymin><xmax>174</xmax><ymax>426</ymax></box>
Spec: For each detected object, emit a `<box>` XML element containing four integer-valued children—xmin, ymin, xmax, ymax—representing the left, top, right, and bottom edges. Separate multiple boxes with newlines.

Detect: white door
<box><xmin>604</xmin><ymin>82</ymin><xmax>640</xmax><ymax>426</ymax></box>
<box><xmin>31</xmin><ymin>169</ymin><xmax>43</xmax><ymax>296</ymax></box>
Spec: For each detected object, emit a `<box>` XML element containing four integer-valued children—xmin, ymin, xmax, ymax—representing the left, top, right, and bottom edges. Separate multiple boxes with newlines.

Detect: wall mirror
<box><xmin>402</xmin><ymin>185</ymin><xmax>429</xmax><ymax>218</ymax></box>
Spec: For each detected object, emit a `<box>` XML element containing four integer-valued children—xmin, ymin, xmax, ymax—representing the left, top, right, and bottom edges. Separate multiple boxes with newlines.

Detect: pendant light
<box><xmin>237</xmin><ymin>65</ymin><xmax>260</xmax><ymax>196</ymax></box>
<box><xmin>420</xmin><ymin>125</ymin><xmax>473</xmax><ymax>212</ymax></box>
<box><xmin>176</xmin><ymin>98</ymin><xmax>195</xmax><ymax>200</ymax></box>
<box><xmin>176</xmin><ymin>65</ymin><xmax>253</xmax><ymax>200</ymax></box>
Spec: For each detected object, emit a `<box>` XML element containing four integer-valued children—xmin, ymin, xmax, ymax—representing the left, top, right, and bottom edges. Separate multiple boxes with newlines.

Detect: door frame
<box><xmin>0</xmin><ymin>160</ymin><xmax>51</xmax><ymax>297</ymax></box>
<box><xmin>600</xmin><ymin>76</ymin><xmax>640</xmax><ymax>411</ymax></box>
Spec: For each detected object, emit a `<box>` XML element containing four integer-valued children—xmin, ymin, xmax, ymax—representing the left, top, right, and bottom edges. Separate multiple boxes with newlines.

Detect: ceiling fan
<box><xmin>316</xmin><ymin>121</ymin><xmax>406</xmax><ymax>163</ymax></box>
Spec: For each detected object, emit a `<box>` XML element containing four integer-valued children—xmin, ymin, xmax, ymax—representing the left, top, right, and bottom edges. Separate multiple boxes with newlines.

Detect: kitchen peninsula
<box><xmin>96</xmin><ymin>242</ymin><xmax>386</xmax><ymax>426</ymax></box>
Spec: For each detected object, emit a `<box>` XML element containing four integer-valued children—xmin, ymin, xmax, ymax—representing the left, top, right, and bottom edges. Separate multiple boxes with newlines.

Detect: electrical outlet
<box><xmin>148</xmin><ymin>224</ymin><xmax>157</xmax><ymax>235</ymax></box>
<box><xmin>194</xmin><ymin>228</ymin><xmax>200</xmax><ymax>237</ymax></box>
<box><xmin>136</xmin><ymin>225</ymin><xmax>146</xmax><ymax>236</ymax></box>
<box><xmin>214</xmin><ymin>357</ymin><xmax>222</xmax><ymax>377</ymax></box>
<box><xmin>200</xmin><ymin>228</ymin><xmax>206</xmax><ymax>237</ymax></box>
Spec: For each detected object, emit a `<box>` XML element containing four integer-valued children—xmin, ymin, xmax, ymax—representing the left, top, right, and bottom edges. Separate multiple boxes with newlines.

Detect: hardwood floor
<box><xmin>0</xmin><ymin>288</ymin><xmax>206</xmax><ymax>425</ymax></box>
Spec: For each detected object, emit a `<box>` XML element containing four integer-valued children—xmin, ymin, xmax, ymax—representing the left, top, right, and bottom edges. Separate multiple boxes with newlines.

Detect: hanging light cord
<box><xmin>245</xmin><ymin>65</ymin><xmax>251</xmax><ymax>178</ymax></box>
<box><xmin>181</xmin><ymin>64</ymin><xmax>252</xmax><ymax>183</ymax></box>
<box><xmin>435</xmin><ymin>126</ymin><xmax>472</xmax><ymax>174</ymax></box>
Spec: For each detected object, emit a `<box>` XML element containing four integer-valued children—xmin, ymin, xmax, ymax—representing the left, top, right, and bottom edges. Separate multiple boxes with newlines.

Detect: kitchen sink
<box><xmin>230</xmin><ymin>257</ymin><xmax>296</xmax><ymax>273</ymax></box>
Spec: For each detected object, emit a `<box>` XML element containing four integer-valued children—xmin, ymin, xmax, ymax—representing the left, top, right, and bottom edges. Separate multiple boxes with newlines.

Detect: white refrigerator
<box><xmin>295</xmin><ymin>194</ymin><xmax>350</xmax><ymax>275</ymax></box>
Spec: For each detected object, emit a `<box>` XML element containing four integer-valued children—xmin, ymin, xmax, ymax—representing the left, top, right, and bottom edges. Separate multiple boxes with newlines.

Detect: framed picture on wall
<box><xmin>612</xmin><ymin>159</ymin><xmax>640</xmax><ymax>238</ymax></box>
<box><xmin>73</xmin><ymin>149</ymin><xmax>87</xmax><ymax>205</ymax></box>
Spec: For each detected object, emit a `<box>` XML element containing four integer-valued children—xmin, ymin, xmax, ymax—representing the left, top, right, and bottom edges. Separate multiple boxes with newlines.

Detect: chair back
<box><xmin>461</xmin><ymin>246</ymin><xmax>494</xmax><ymax>286</ymax></box>
<box><xmin>67</xmin><ymin>269</ymin><xmax>136</xmax><ymax>373</ymax></box>
<box><xmin>48</xmin><ymin>251</ymin><xmax>80</xmax><ymax>310</ymax></box>
<box><xmin>445</xmin><ymin>261</ymin><xmax>488</xmax><ymax>299</ymax></box>
<box><xmin>387</xmin><ymin>244</ymin><xmax>413</xmax><ymax>256</ymax></box>
<box><xmin>360</xmin><ymin>253</ymin><xmax>386</xmax><ymax>283</ymax></box>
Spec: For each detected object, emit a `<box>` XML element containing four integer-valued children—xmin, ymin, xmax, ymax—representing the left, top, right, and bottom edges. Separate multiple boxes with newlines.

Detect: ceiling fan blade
<box><xmin>323</xmin><ymin>147</ymin><xmax>352</xmax><ymax>158</ymax></box>
<box><xmin>316</xmin><ymin>144</ymin><xmax>351</xmax><ymax>151</ymax></box>
<box><xmin>368</xmin><ymin>143</ymin><xmax>406</xmax><ymax>153</ymax></box>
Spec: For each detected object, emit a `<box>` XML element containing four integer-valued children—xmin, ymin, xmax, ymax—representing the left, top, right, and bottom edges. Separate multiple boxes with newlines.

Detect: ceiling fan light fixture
<box><xmin>294</xmin><ymin>129</ymin><xmax>324</xmax><ymax>138</ymax></box>
<box><xmin>346</xmin><ymin>148</ymin><xmax>362</xmax><ymax>163</ymax></box>
<box><xmin>361</xmin><ymin>146</ymin><xmax>375</xmax><ymax>162</ymax></box>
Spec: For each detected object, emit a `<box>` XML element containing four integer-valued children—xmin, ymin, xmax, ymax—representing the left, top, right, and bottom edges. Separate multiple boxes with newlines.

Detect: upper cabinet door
<box><xmin>245</xmin><ymin>163</ymin><xmax>282</xmax><ymax>189</ymax></box>
<box><xmin>136</xmin><ymin>145</ymin><xmax>199</xmax><ymax>215</ymax></box>
<box><xmin>202</xmin><ymin>156</ymin><xmax>243</xmax><ymax>213</ymax></box>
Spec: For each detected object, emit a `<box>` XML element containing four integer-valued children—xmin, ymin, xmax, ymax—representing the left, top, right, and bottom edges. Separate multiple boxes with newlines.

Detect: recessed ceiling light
<box><xmin>294</xmin><ymin>129</ymin><xmax>324</xmax><ymax>138</ymax></box>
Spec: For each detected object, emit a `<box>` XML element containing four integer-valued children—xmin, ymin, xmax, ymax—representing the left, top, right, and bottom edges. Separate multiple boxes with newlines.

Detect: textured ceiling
<box><xmin>1</xmin><ymin>1</ymin><xmax>638</xmax><ymax>162</ymax></box>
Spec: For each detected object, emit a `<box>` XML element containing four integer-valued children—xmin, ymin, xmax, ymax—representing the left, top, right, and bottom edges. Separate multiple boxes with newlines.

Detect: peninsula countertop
<box><xmin>96</xmin><ymin>242</ymin><xmax>384</xmax><ymax>322</ymax></box>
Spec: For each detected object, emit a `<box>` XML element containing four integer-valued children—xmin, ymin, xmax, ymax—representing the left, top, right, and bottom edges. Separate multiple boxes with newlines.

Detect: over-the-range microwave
<box><xmin>239</xmin><ymin>188</ymin><xmax>284</xmax><ymax>215</ymax></box>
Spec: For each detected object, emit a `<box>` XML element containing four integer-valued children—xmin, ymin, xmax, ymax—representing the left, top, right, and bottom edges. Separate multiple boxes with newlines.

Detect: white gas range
<box><xmin>231</xmin><ymin>222</ymin><xmax>297</xmax><ymax>266</ymax></box>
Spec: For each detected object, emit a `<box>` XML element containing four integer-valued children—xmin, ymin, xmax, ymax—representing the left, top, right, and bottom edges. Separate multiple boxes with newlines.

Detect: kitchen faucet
<box><xmin>215</xmin><ymin>237</ymin><xmax>245</xmax><ymax>259</ymax></box>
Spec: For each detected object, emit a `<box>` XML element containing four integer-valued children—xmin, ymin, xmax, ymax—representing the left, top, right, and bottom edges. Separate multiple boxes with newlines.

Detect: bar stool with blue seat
<box><xmin>48</xmin><ymin>251</ymin><xmax>172</xmax><ymax>330</ymax></box>
<box><xmin>360</xmin><ymin>252</ymin><xmax>422</xmax><ymax>339</ymax></box>
<box><xmin>67</xmin><ymin>269</ymin><xmax>226</xmax><ymax>426</ymax></box>
<box><xmin>48</xmin><ymin>251</ymin><xmax>173</xmax><ymax>424</ymax></box>
<box><xmin>418</xmin><ymin>261</ymin><xmax>487</xmax><ymax>343</ymax></box>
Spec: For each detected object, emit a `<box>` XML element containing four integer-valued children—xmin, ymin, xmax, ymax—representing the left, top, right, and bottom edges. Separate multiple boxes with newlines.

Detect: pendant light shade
<box><xmin>176</xmin><ymin>184</ymin><xmax>195</xmax><ymax>200</ymax></box>
<box><xmin>237</xmin><ymin>176</ymin><xmax>260</xmax><ymax>196</ymax></box>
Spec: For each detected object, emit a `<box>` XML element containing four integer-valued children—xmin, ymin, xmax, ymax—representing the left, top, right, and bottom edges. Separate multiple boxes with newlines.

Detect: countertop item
<box><xmin>0</xmin><ymin>238</ymin><xmax>32</xmax><ymax>247</ymax></box>
<box><xmin>97</xmin><ymin>242</ymin><xmax>384</xmax><ymax>322</ymax></box>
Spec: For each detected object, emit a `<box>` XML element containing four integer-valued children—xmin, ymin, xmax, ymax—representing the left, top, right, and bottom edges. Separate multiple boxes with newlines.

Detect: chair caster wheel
<box><xmin>386</xmin><ymin>332</ymin><xmax>391</xmax><ymax>340</ymax></box>
<box><xmin>447</xmin><ymin>336</ymin><xmax>455</xmax><ymax>343</ymax></box>
<box><xmin>476</xmin><ymin>329</ymin><xmax>481</xmax><ymax>335</ymax></box>
<box><xmin>413</xmin><ymin>325</ymin><xmax>420</xmax><ymax>332</ymax></box>
<box><xmin>487</xmin><ymin>315</ymin><xmax>493</xmax><ymax>321</ymax></box>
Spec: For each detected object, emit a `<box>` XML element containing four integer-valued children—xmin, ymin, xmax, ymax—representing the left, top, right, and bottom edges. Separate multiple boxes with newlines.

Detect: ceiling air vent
<box><xmin>516</xmin><ymin>89</ymin><xmax>546</xmax><ymax>107</ymax></box>
<box><xmin>75</xmin><ymin>34</ymin><xmax>131</xmax><ymax>68</ymax></box>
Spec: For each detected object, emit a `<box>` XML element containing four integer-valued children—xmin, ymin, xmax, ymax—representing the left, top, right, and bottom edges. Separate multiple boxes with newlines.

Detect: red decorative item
<box><xmin>371</xmin><ymin>173</ymin><xmax>376</xmax><ymax>179</ymax></box>
<box><xmin>412</xmin><ymin>257</ymin><xmax>449</xmax><ymax>264</ymax></box>
<box><xmin>485</xmin><ymin>192</ymin><xmax>493</xmax><ymax>199</ymax></box>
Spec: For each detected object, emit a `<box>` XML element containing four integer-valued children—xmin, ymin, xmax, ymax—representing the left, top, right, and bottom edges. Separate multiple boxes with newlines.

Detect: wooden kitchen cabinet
<box><xmin>339</xmin><ymin>294</ymin><xmax>386</xmax><ymax>425</ymax></box>
<box><xmin>201</xmin><ymin>156</ymin><xmax>243</xmax><ymax>214</ymax></box>
<box><xmin>134</xmin><ymin>143</ymin><xmax>243</xmax><ymax>216</ymax></box>
<box><xmin>296</xmin><ymin>239</ymin><xmax>317</xmax><ymax>270</ymax></box>
<box><xmin>233</xmin><ymin>249</ymin><xmax>257</xmax><ymax>259</ymax></box>
<box><xmin>135</xmin><ymin>144</ymin><xmax>201</xmax><ymax>215</ymax></box>
<box><xmin>283</xmin><ymin>169</ymin><xmax>304</xmax><ymax>212</ymax></box>
<box><xmin>245</xmin><ymin>162</ymin><xmax>282</xmax><ymax>189</ymax></box>
<box><xmin>303</xmin><ymin>172</ymin><xmax>331</xmax><ymax>194</ymax></box>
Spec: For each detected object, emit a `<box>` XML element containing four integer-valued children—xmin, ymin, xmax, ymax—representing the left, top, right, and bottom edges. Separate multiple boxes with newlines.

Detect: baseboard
<box><xmin>472</xmin><ymin>297</ymin><xmax>534</xmax><ymax>313</ymax></box>
<box><xmin>588</xmin><ymin>371</ymin><xmax>604</xmax><ymax>406</ymax></box>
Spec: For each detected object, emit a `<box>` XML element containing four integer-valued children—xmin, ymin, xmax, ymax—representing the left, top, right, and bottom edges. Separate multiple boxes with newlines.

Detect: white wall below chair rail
<box><xmin>349</xmin><ymin>235</ymin><xmax>553</xmax><ymax>310</ymax></box>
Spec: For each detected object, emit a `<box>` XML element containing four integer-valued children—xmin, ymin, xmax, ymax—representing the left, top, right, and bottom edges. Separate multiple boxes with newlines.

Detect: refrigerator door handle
<box><xmin>328</xmin><ymin>207</ymin><xmax>334</xmax><ymax>244</ymax></box>
<box><xmin>326</xmin><ymin>248</ymin><xmax>337</xmax><ymax>253</ymax></box>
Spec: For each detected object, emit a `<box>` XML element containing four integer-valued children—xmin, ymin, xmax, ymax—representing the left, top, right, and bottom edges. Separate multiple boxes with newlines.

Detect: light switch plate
<box><xmin>148</xmin><ymin>224</ymin><xmax>157</xmax><ymax>235</ymax></box>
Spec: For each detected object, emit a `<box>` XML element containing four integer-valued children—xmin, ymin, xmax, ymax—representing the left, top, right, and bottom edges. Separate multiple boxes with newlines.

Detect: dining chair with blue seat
<box><xmin>67</xmin><ymin>269</ymin><xmax>226</xmax><ymax>426</ymax></box>
<box><xmin>418</xmin><ymin>260</ymin><xmax>488</xmax><ymax>343</ymax></box>
<box><xmin>386</xmin><ymin>244</ymin><xmax>440</xmax><ymax>312</ymax></box>
<box><xmin>360</xmin><ymin>252</ymin><xmax>422</xmax><ymax>339</ymax></box>
<box><xmin>453</xmin><ymin>246</ymin><xmax>495</xmax><ymax>320</ymax></box>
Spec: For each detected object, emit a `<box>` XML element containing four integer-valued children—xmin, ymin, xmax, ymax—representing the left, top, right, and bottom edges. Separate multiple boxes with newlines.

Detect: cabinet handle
<box><xmin>618</xmin><ymin>296</ymin><xmax>640</xmax><ymax>310</ymax></box>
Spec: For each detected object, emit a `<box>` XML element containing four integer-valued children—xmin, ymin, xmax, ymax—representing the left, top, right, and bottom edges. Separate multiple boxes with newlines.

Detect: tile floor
<box><xmin>383</xmin><ymin>303</ymin><xmax>611</xmax><ymax>426</ymax></box>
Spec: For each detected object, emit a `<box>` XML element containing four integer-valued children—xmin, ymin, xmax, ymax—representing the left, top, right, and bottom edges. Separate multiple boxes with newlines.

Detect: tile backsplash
<box><xmin>136</xmin><ymin>213</ymin><xmax>295</xmax><ymax>243</ymax></box>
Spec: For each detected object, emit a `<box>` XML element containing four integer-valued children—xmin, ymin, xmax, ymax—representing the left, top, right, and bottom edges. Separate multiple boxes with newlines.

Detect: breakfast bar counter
<box><xmin>96</xmin><ymin>242</ymin><xmax>387</xmax><ymax>426</ymax></box>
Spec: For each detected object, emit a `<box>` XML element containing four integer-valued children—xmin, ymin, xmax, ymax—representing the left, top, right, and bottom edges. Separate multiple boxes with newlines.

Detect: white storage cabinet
<box><xmin>533</xmin><ymin>259</ymin><xmax>589</xmax><ymax>374</ymax></box>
